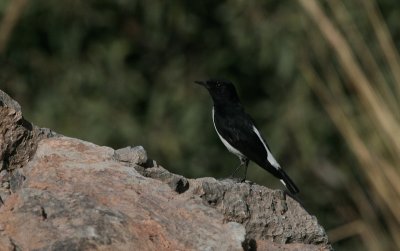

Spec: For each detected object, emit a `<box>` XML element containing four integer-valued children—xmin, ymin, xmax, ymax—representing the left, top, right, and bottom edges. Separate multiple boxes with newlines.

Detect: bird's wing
<box><xmin>213</xmin><ymin>108</ymin><xmax>300</xmax><ymax>194</ymax></box>
<box><xmin>214</xmin><ymin>112</ymin><xmax>281</xmax><ymax>175</ymax></box>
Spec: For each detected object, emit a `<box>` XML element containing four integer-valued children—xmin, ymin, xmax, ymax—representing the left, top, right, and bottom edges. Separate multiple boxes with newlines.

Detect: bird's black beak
<box><xmin>194</xmin><ymin>80</ymin><xmax>206</xmax><ymax>87</ymax></box>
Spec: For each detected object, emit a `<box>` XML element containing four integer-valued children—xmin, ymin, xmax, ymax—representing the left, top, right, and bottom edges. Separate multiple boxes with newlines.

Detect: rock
<box><xmin>114</xmin><ymin>146</ymin><xmax>148</xmax><ymax>166</ymax></box>
<box><xmin>135</xmin><ymin>167</ymin><xmax>329</xmax><ymax>248</ymax></box>
<box><xmin>0</xmin><ymin>90</ymin><xmax>55</xmax><ymax>210</ymax></box>
<box><xmin>0</xmin><ymin>137</ymin><xmax>246</xmax><ymax>250</ymax></box>
<box><xmin>0</xmin><ymin>90</ymin><xmax>55</xmax><ymax>173</ymax></box>
<box><xmin>196</xmin><ymin>179</ymin><xmax>328</xmax><ymax>245</ymax></box>
<box><xmin>135</xmin><ymin>165</ymin><xmax>190</xmax><ymax>194</ymax></box>
<box><xmin>0</xmin><ymin>89</ymin><xmax>332</xmax><ymax>250</ymax></box>
<box><xmin>0</xmin><ymin>91</ymin><xmax>21</xmax><ymax>112</ymax></box>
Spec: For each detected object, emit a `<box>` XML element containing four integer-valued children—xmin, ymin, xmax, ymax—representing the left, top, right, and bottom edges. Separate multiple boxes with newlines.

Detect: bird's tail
<box><xmin>278</xmin><ymin>169</ymin><xmax>299</xmax><ymax>194</ymax></box>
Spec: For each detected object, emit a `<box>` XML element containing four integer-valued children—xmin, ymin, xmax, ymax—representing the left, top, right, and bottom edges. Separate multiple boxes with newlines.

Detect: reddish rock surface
<box><xmin>0</xmin><ymin>89</ymin><xmax>332</xmax><ymax>250</ymax></box>
<box><xmin>0</xmin><ymin>137</ymin><xmax>245</xmax><ymax>250</ymax></box>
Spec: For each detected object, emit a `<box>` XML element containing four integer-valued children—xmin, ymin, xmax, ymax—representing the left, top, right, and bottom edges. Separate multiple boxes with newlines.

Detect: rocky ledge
<box><xmin>0</xmin><ymin>90</ymin><xmax>332</xmax><ymax>250</ymax></box>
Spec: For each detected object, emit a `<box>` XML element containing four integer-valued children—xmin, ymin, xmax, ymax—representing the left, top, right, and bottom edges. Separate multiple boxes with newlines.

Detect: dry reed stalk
<box><xmin>298</xmin><ymin>0</ymin><xmax>400</xmax><ymax>159</ymax></box>
<box><xmin>361</xmin><ymin>0</ymin><xmax>400</xmax><ymax>99</ymax></box>
<box><xmin>0</xmin><ymin>0</ymin><xmax>28</xmax><ymax>54</ymax></box>
<box><xmin>300</xmin><ymin>60</ymin><xmax>400</xmax><ymax>250</ymax></box>
<box><xmin>347</xmin><ymin>184</ymin><xmax>385</xmax><ymax>251</ymax></box>
<box><xmin>299</xmin><ymin>0</ymin><xmax>400</xmax><ymax>236</ymax></box>
<box><xmin>303</xmin><ymin>9</ymin><xmax>400</xmax><ymax>216</ymax></box>
<box><xmin>327</xmin><ymin>0</ymin><xmax>399</xmax><ymax>117</ymax></box>
<box><xmin>327</xmin><ymin>1</ymin><xmax>400</xmax><ymax>198</ymax></box>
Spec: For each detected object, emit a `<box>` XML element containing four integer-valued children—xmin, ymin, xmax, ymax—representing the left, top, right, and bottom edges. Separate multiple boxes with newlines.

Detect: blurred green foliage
<box><xmin>1</xmin><ymin>0</ymin><xmax>400</xmax><ymax>250</ymax></box>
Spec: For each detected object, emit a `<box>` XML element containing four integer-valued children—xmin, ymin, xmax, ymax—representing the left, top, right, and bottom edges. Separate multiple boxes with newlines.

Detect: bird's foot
<box><xmin>227</xmin><ymin>176</ymin><xmax>247</xmax><ymax>183</ymax></box>
<box><xmin>228</xmin><ymin>176</ymin><xmax>243</xmax><ymax>183</ymax></box>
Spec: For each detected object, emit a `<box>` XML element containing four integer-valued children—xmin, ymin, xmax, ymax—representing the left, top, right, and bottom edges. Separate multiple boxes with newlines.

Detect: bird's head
<box><xmin>195</xmin><ymin>79</ymin><xmax>240</xmax><ymax>104</ymax></box>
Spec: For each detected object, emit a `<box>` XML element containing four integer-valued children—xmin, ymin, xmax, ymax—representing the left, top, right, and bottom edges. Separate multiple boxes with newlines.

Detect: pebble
<box><xmin>2</xmin><ymin>182</ymin><xmax>9</xmax><ymax>189</ymax></box>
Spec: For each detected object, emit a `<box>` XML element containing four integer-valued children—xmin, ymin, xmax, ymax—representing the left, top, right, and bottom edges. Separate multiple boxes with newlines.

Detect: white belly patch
<box><xmin>212</xmin><ymin>107</ymin><xmax>245</xmax><ymax>159</ymax></box>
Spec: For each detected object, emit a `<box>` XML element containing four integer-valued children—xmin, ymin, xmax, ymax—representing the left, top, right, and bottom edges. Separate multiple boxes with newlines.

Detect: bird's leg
<box><xmin>230</xmin><ymin>158</ymin><xmax>245</xmax><ymax>178</ymax></box>
<box><xmin>230</xmin><ymin>157</ymin><xmax>249</xmax><ymax>182</ymax></box>
<box><xmin>229</xmin><ymin>164</ymin><xmax>243</xmax><ymax>178</ymax></box>
<box><xmin>241</xmin><ymin>158</ymin><xmax>249</xmax><ymax>182</ymax></box>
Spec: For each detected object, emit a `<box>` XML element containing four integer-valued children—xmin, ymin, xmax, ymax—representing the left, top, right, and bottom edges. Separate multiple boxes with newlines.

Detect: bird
<box><xmin>195</xmin><ymin>79</ymin><xmax>299</xmax><ymax>194</ymax></box>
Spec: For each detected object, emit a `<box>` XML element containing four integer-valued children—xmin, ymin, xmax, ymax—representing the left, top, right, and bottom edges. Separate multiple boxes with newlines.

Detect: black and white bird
<box><xmin>195</xmin><ymin>79</ymin><xmax>299</xmax><ymax>194</ymax></box>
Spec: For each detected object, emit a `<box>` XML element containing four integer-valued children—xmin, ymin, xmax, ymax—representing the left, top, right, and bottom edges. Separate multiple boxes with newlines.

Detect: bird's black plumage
<box><xmin>195</xmin><ymin>79</ymin><xmax>299</xmax><ymax>194</ymax></box>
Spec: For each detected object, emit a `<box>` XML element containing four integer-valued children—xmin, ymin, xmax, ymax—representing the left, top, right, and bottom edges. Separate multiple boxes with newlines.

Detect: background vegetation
<box><xmin>1</xmin><ymin>0</ymin><xmax>399</xmax><ymax>250</ymax></box>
